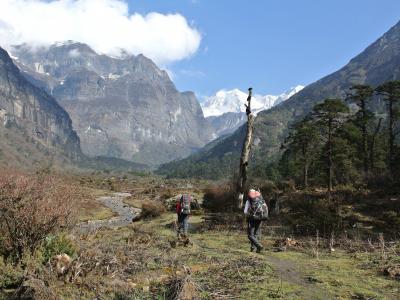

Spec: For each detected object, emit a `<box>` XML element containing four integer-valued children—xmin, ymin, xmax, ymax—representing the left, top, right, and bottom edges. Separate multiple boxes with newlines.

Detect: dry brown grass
<box><xmin>76</xmin><ymin>187</ymin><xmax>115</xmax><ymax>222</ymax></box>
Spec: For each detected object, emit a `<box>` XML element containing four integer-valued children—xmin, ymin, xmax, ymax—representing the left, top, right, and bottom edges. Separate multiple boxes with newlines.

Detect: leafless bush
<box><xmin>165</xmin><ymin>266</ymin><xmax>200</xmax><ymax>300</ymax></box>
<box><xmin>379</xmin><ymin>233</ymin><xmax>386</xmax><ymax>260</ymax></box>
<box><xmin>0</xmin><ymin>170</ymin><xmax>78</xmax><ymax>260</ymax></box>
<box><xmin>310</xmin><ymin>230</ymin><xmax>320</xmax><ymax>259</ymax></box>
<box><xmin>141</xmin><ymin>200</ymin><xmax>166</xmax><ymax>219</ymax></box>
<box><xmin>202</xmin><ymin>184</ymin><xmax>236</xmax><ymax>213</ymax></box>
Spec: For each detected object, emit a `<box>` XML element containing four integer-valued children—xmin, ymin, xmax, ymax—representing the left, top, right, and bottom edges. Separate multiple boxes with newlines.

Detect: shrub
<box><xmin>41</xmin><ymin>234</ymin><xmax>78</xmax><ymax>263</ymax></box>
<box><xmin>334</xmin><ymin>184</ymin><xmax>363</xmax><ymax>202</ymax></box>
<box><xmin>160</xmin><ymin>189</ymin><xmax>176</xmax><ymax>200</ymax></box>
<box><xmin>202</xmin><ymin>185</ymin><xmax>236</xmax><ymax>212</ymax></box>
<box><xmin>382</xmin><ymin>211</ymin><xmax>400</xmax><ymax>230</ymax></box>
<box><xmin>277</xmin><ymin>179</ymin><xmax>296</xmax><ymax>192</ymax></box>
<box><xmin>141</xmin><ymin>201</ymin><xmax>166</xmax><ymax>219</ymax></box>
<box><xmin>0</xmin><ymin>257</ymin><xmax>23</xmax><ymax>289</ymax></box>
<box><xmin>0</xmin><ymin>170</ymin><xmax>79</xmax><ymax>261</ymax></box>
<box><xmin>259</xmin><ymin>180</ymin><xmax>279</xmax><ymax>196</ymax></box>
<box><xmin>282</xmin><ymin>192</ymin><xmax>344</xmax><ymax>236</ymax></box>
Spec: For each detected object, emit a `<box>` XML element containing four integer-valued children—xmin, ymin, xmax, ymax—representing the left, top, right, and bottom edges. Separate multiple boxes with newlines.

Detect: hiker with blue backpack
<box><xmin>244</xmin><ymin>189</ymin><xmax>269</xmax><ymax>253</ymax></box>
<box><xmin>176</xmin><ymin>194</ymin><xmax>192</xmax><ymax>238</ymax></box>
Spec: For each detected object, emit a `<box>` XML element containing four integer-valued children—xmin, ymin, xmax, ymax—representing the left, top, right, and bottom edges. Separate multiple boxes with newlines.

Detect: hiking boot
<box><xmin>256</xmin><ymin>246</ymin><xmax>263</xmax><ymax>253</ymax></box>
<box><xmin>250</xmin><ymin>247</ymin><xmax>255</xmax><ymax>252</ymax></box>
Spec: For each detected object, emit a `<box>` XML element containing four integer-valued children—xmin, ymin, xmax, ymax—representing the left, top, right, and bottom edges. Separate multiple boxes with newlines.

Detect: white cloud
<box><xmin>0</xmin><ymin>0</ymin><xmax>201</xmax><ymax>64</ymax></box>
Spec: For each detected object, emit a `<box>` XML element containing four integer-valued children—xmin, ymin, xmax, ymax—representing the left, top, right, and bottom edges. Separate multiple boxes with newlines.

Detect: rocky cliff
<box><xmin>0</xmin><ymin>46</ymin><xmax>81</xmax><ymax>159</ymax></box>
<box><xmin>12</xmin><ymin>42</ymin><xmax>213</xmax><ymax>166</ymax></box>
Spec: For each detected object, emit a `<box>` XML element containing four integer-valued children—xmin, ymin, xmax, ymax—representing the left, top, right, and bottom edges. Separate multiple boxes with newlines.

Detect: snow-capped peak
<box><xmin>201</xmin><ymin>85</ymin><xmax>305</xmax><ymax>118</ymax></box>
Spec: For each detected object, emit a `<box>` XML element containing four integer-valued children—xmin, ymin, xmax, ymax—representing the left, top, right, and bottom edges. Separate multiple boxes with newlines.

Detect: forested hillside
<box><xmin>159</xmin><ymin>21</ymin><xmax>400</xmax><ymax>183</ymax></box>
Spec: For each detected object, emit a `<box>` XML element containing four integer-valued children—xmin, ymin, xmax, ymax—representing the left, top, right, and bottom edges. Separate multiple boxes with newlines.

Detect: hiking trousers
<box><xmin>247</xmin><ymin>218</ymin><xmax>263</xmax><ymax>250</ymax></box>
<box><xmin>178</xmin><ymin>213</ymin><xmax>189</xmax><ymax>236</ymax></box>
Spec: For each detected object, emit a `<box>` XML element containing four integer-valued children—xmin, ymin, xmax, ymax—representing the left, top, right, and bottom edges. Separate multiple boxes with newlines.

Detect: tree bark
<box><xmin>361</xmin><ymin>100</ymin><xmax>369</xmax><ymax>176</ymax></box>
<box><xmin>388</xmin><ymin>99</ymin><xmax>395</xmax><ymax>176</ymax></box>
<box><xmin>236</xmin><ymin>88</ymin><xmax>254</xmax><ymax>209</ymax></box>
<box><xmin>328</xmin><ymin>119</ymin><xmax>333</xmax><ymax>197</ymax></box>
<box><xmin>302</xmin><ymin>144</ymin><xmax>309</xmax><ymax>189</ymax></box>
<box><xmin>369</xmin><ymin>118</ymin><xmax>382</xmax><ymax>171</ymax></box>
<box><xmin>304</xmin><ymin>160</ymin><xmax>309</xmax><ymax>189</ymax></box>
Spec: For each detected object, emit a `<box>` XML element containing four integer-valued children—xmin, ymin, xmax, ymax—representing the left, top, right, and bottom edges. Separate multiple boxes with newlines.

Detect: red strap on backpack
<box><xmin>176</xmin><ymin>201</ymin><xmax>181</xmax><ymax>214</ymax></box>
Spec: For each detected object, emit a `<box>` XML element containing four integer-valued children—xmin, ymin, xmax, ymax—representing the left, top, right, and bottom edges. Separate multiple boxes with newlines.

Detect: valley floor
<box><xmin>60</xmin><ymin>212</ymin><xmax>399</xmax><ymax>299</ymax></box>
<box><xmin>1</xmin><ymin>180</ymin><xmax>399</xmax><ymax>300</ymax></box>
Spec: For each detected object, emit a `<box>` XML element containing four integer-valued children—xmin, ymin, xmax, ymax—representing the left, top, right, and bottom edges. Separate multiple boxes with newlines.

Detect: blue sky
<box><xmin>127</xmin><ymin>0</ymin><xmax>400</xmax><ymax>98</ymax></box>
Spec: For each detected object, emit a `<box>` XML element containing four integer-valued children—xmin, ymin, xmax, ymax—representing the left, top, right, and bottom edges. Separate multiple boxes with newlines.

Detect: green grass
<box><xmin>121</xmin><ymin>213</ymin><xmax>400</xmax><ymax>299</ymax></box>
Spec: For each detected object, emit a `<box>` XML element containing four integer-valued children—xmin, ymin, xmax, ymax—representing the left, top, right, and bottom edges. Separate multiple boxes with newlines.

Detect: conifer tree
<box><xmin>347</xmin><ymin>84</ymin><xmax>374</xmax><ymax>176</ymax></box>
<box><xmin>375</xmin><ymin>81</ymin><xmax>400</xmax><ymax>176</ymax></box>
<box><xmin>282</xmin><ymin>117</ymin><xmax>319</xmax><ymax>188</ymax></box>
<box><xmin>312</xmin><ymin>99</ymin><xmax>349</xmax><ymax>194</ymax></box>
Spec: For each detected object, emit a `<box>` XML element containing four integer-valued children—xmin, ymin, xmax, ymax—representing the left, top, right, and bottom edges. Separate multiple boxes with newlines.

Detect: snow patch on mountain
<box><xmin>201</xmin><ymin>86</ymin><xmax>305</xmax><ymax>118</ymax></box>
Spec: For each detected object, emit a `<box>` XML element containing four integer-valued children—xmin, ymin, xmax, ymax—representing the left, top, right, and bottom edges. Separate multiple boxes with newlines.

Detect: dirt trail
<box><xmin>189</xmin><ymin>224</ymin><xmax>330</xmax><ymax>299</ymax></box>
<box><xmin>226</xmin><ymin>245</ymin><xmax>331</xmax><ymax>299</ymax></box>
<box><xmin>265</xmin><ymin>255</ymin><xmax>330</xmax><ymax>299</ymax></box>
<box><xmin>266</xmin><ymin>255</ymin><xmax>307</xmax><ymax>286</ymax></box>
<box><xmin>78</xmin><ymin>192</ymin><xmax>141</xmax><ymax>232</ymax></box>
<box><xmin>77</xmin><ymin>198</ymin><xmax>329</xmax><ymax>298</ymax></box>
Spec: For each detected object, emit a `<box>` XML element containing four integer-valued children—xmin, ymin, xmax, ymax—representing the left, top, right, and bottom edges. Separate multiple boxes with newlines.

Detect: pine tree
<box><xmin>375</xmin><ymin>81</ymin><xmax>400</xmax><ymax>176</ymax></box>
<box><xmin>282</xmin><ymin>117</ymin><xmax>319</xmax><ymax>188</ymax></box>
<box><xmin>347</xmin><ymin>84</ymin><xmax>374</xmax><ymax>176</ymax></box>
<box><xmin>312</xmin><ymin>99</ymin><xmax>350</xmax><ymax>194</ymax></box>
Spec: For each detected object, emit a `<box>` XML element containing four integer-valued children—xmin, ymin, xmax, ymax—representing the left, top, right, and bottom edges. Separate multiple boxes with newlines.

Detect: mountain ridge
<box><xmin>201</xmin><ymin>86</ymin><xmax>304</xmax><ymax>118</ymax></box>
<box><xmin>158</xmin><ymin>20</ymin><xmax>400</xmax><ymax>179</ymax></box>
<box><xmin>202</xmin><ymin>86</ymin><xmax>304</xmax><ymax>137</ymax></box>
<box><xmin>11</xmin><ymin>42</ymin><xmax>214</xmax><ymax>166</ymax></box>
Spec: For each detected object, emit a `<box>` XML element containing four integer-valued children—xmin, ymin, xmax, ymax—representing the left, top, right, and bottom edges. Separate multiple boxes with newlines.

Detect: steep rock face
<box><xmin>12</xmin><ymin>42</ymin><xmax>213</xmax><ymax>166</ymax></box>
<box><xmin>207</xmin><ymin>112</ymin><xmax>247</xmax><ymax>137</ymax></box>
<box><xmin>0</xmin><ymin>47</ymin><xmax>81</xmax><ymax>158</ymax></box>
<box><xmin>158</xmin><ymin>20</ymin><xmax>400</xmax><ymax>178</ymax></box>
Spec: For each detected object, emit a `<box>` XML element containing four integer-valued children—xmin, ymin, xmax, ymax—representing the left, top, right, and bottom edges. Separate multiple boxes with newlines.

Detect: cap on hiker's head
<box><xmin>248</xmin><ymin>189</ymin><xmax>260</xmax><ymax>199</ymax></box>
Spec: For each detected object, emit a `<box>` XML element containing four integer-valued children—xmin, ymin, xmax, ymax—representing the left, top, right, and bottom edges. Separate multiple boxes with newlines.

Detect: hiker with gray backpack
<box><xmin>176</xmin><ymin>194</ymin><xmax>192</xmax><ymax>238</ymax></box>
<box><xmin>244</xmin><ymin>189</ymin><xmax>269</xmax><ymax>253</ymax></box>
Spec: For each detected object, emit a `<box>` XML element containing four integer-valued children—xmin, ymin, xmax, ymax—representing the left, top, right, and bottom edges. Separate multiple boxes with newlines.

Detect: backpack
<box><xmin>249</xmin><ymin>196</ymin><xmax>268</xmax><ymax>221</ymax></box>
<box><xmin>180</xmin><ymin>194</ymin><xmax>191</xmax><ymax>215</ymax></box>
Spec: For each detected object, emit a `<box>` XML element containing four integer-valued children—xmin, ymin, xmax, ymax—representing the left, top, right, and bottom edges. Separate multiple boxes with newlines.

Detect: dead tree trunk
<box><xmin>236</xmin><ymin>88</ymin><xmax>255</xmax><ymax>209</ymax></box>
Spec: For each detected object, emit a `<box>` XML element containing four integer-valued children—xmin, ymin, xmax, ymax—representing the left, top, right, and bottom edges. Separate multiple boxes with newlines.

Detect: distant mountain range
<box><xmin>201</xmin><ymin>86</ymin><xmax>304</xmax><ymax>117</ymax></box>
<box><xmin>158</xmin><ymin>20</ymin><xmax>400</xmax><ymax>179</ymax></box>
<box><xmin>10</xmin><ymin>42</ymin><xmax>214</xmax><ymax>166</ymax></box>
<box><xmin>4</xmin><ymin>40</ymin><xmax>303</xmax><ymax>167</ymax></box>
<box><xmin>201</xmin><ymin>86</ymin><xmax>304</xmax><ymax>136</ymax></box>
<box><xmin>3</xmin><ymin>18</ymin><xmax>400</xmax><ymax>174</ymax></box>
